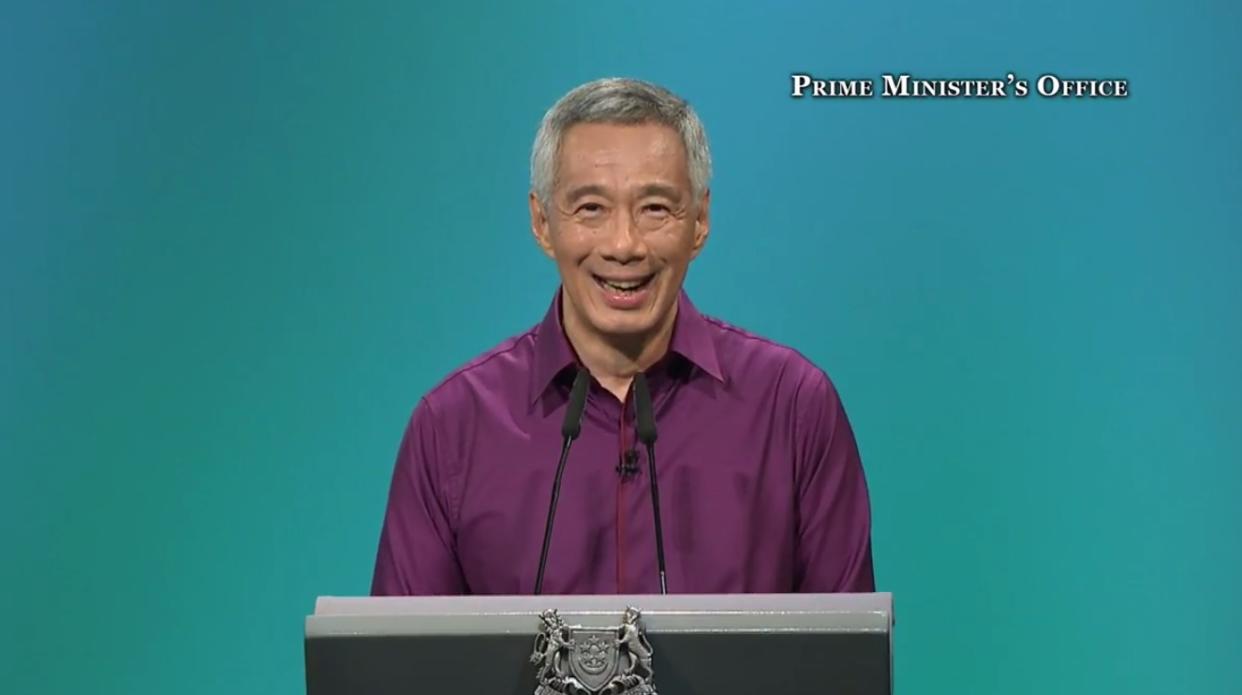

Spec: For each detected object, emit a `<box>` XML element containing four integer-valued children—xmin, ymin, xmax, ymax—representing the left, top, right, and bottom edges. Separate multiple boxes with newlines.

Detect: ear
<box><xmin>689</xmin><ymin>188</ymin><xmax>711</xmax><ymax>259</ymax></box>
<box><xmin>529</xmin><ymin>192</ymin><xmax>556</xmax><ymax>259</ymax></box>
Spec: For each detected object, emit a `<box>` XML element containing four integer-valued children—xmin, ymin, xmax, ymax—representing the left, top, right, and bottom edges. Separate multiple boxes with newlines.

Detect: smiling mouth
<box><xmin>593</xmin><ymin>273</ymin><xmax>655</xmax><ymax>294</ymax></box>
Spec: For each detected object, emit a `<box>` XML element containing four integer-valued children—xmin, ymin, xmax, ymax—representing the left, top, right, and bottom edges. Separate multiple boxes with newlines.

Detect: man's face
<box><xmin>530</xmin><ymin>122</ymin><xmax>710</xmax><ymax>339</ymax></box>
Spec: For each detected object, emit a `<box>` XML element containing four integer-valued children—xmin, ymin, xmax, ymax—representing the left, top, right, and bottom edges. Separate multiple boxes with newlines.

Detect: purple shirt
<box><xmin>371</xmin><ymin>291</ymin><xmax>874</xmax><ymax>595</ymax></box>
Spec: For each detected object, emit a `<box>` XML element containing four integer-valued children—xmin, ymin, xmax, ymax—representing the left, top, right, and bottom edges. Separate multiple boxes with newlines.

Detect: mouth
<box><xmin>592</xmin><ymin>273</ymin><xmax>656</xmax><ymax>295</ymax></box>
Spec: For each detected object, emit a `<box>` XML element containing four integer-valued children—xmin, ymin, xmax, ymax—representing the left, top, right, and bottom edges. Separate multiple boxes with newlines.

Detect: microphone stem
<box><xmin>644</xmin><ymin>441</ymin><xmax>669</xmax><ymax>595</ymax></box>
<box><xmin>534</xmin><ymin>437</ymin><xmax>573</xmax><ymax>595</ymax></box>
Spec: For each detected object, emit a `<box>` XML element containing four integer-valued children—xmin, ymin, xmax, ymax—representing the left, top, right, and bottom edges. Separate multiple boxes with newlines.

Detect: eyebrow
<box><xmin>636</xmin><ymin>183</ymin><xmax>683</xmax><ymax>202</ymax></box>
<box><xmin>564</xmin><ymin>184</ymin><xmax>609</xmax><ymax>204</ymax></box>
<box><xmin>563</xmin><ymin>183</ymin><xmax>684</xmax><ymax>204</ymax></box>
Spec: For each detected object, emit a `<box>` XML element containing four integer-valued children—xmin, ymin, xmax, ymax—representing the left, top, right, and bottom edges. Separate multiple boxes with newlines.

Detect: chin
<box><xmin>565</xmin><ymin>278</ymin><xmax>673</xmax><ymax>337</ymax></box>
<box><xmin>590</xmin><ymin>314</ymin><xmax>658</xmax><ymax>337</ymax></box>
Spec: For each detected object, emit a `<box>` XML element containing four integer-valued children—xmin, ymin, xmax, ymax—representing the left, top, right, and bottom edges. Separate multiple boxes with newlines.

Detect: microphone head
<box><xmin>561</xmin><ymin>367</ymin><xmax>591</xmax><ymax>440</ymax></box>
<box><xmin>632</xmin><ymin>372</ymin><xmax>658</xmax><ymax>445</ymax></box>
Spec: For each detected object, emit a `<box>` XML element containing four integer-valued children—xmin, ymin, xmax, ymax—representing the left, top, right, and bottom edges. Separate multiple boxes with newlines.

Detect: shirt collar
<box><xmin>529</xmin><ymin>287</ymin><xmax>725</xmax><ymax>405</ymax></box>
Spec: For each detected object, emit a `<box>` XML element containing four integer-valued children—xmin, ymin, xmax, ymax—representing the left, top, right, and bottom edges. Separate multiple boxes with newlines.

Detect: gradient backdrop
<box><xmin>3</xmin><ymin>1</ymin><xmax>1239</xmax><ymax>693</ymax></box>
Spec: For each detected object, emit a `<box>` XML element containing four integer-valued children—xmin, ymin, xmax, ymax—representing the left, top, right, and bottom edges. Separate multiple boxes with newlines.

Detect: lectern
<box><xmin>305</xmin><ymin>592</ymin><xmax>891</xmax><ymax>694</ymax></box>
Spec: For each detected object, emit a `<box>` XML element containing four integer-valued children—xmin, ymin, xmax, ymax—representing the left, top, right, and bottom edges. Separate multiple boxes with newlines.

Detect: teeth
<box><xmin>601</xmin><ymin>277</ymin><xmax>647</xmax><ymax>291</ymax></box>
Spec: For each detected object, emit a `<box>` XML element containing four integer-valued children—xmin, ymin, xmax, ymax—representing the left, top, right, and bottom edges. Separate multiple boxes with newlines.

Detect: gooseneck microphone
<box><xmin>534</xmin><ymin>367</ymin><xmax>591</xmax><ymax>595</ymax></box>
<box><xmin>632</xmin><ymin>373</ymin><xmax>668</xmax><ymax>595</ymax></box>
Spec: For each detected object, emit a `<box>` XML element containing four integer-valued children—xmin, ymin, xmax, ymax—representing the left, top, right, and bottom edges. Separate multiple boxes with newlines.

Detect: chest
<box><xmin>448</xmin><ymin>392</ymin><xmax>800</xmax><ymax>593</ymax></box>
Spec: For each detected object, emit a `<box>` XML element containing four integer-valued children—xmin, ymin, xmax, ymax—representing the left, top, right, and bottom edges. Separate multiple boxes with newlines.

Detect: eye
<box><xmin>577</xmin><ymin>202</ymin><xmax>605</xmax><ymax>216</ymax></box>
<box><xmin>642</xmin><ymin>203</ymin><xmax>670</xmax><ymax>215</ymax></box>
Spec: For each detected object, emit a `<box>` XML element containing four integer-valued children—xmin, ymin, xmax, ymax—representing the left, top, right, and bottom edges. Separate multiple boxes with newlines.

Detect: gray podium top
<box><xmin>305</xmin><ymin>593</ymin><xmax>893</xmax><ymax>695</ymax></box>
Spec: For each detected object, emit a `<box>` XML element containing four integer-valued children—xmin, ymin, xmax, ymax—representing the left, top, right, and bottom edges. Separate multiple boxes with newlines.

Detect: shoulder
<box><xmin>701</xmin><ymin>313</ymin><xmax>838</xmax><ymax>400</ymax></box>
<box><xmin>413</xmin><ymin>324</ymin><xmax>540</xmax><ymax>425</ymax></box>
<box><xmin>700</xmin><ymin>314</ymin><xmax>853</xmax><ymax>469</ymax></box>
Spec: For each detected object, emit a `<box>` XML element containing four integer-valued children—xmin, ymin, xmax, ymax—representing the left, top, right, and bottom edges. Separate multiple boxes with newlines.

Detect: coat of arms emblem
<box><xmin>530</xmin><ymin>607</ymin><xmax>657</xmax><ymax>695</ymax></box>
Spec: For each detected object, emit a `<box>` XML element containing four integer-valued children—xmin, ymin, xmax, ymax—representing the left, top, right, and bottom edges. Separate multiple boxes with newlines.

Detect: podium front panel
<box><xmin>305</xmin><ymin>593</ymin><xmax>892</xmax><ymax>695</ymax></box>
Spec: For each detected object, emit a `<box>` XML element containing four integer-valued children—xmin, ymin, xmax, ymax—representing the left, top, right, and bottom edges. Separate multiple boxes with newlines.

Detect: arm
<box><xmin>370</xmin><ymin>398</ymin><xmax>467</xmax><ymax>595</ymax></box>
<box><xmin>793</xmin><ymin>369</ymin><xmax>875</xmax><ymax>592</ymax></box>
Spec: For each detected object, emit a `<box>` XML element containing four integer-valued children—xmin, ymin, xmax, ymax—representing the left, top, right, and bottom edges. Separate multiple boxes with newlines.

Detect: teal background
<box><xmin>3</xmin><ymin>1</ymin><xmax>1239</xmax><ymax>693</ymax></box>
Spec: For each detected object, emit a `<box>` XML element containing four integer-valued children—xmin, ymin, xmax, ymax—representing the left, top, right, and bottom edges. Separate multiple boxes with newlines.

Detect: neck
<box><xmin>561</xmin><ymin>290</ymin><xmax>677</xmax><ymax>402</ymax></box>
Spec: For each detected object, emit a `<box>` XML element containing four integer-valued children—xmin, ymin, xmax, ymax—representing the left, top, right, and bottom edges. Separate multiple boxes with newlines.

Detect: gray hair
<box><xmin>530</xmin><ymin>77</ymin><xmax>712</xmax><ymax>207</ymax></box>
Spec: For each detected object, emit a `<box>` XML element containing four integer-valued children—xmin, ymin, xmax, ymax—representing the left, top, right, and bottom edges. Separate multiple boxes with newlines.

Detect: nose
<box><xmin>600</xmin><ymin>210</ymin><xmax>648</xmax><ymax>263</ymax></box>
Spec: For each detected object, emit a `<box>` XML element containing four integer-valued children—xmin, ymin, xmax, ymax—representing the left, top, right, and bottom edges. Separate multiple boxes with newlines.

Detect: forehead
<box><xmin>556</xmin><ymin>122</ymin><xmax>688</xmax><ymax>188</ymax></box>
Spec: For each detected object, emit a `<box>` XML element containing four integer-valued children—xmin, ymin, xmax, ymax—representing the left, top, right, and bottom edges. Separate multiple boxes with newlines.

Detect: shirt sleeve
<box><xmin>371</xmin><ymin>398</ymin><xmax>467</xmax><ymax>595</ymax></box>
<box><xmin>792</xmin><ymin>369</ymin><xmax>875</xmax><ymax>593</ymax></box>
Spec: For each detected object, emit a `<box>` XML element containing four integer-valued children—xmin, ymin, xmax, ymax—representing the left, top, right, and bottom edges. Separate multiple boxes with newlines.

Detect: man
<box><xmin>372</xmin><ymin>78</ymin><xmax>874</xmax><ymax>595</ymax></box>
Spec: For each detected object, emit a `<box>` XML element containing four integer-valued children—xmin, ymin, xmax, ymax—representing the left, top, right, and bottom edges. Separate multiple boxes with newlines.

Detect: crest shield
<box><xmin>567</xmin><ymin>630</ymin><xmax>620</xmax><ymax>691</ymax></box>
